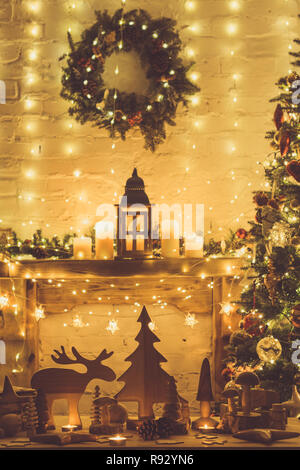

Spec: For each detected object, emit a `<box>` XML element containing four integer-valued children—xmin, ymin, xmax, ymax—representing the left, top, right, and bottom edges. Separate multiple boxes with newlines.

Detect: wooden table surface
<box><xmin>1</xmin><ymin>416</ymin><xmax>300</xmax><ymax>450</ymax></box>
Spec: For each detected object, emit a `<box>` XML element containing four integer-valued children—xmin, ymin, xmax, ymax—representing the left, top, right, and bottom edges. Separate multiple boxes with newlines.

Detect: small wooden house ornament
<box><xmin>192</xmin><ymin>358</ymin><xmax>218</xmax><ymax>430</ymax></box>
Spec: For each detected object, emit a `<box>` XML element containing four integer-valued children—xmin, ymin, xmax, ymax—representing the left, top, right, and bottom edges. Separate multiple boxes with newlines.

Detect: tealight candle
<box><xmin>199</xmin><ymin>423</ymin><xmax>215</xmax><ymax>434</ymax></box>
<box><xmin>108</xmin><ymin>435</ymin><xmax>127</xmax><ymax>447</ymax></box>
<box><xmin>62</xmin><ymin>424</ymin><xmax>80</xmax><ymax>432</ymax></box>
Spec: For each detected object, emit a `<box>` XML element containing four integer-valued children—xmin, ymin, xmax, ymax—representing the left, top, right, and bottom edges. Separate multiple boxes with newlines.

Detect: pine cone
<box><xmin>137</xmin><ymin>420</ymin><xmax>158</xmax><ymax>441</ymax></box>
<box><xmin>156</xmin><ymin>417</ymin><xmax>173</xmax><ymax>438</ymax></box>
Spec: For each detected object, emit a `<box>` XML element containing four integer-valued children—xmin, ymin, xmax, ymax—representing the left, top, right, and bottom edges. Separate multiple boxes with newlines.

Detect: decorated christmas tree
<box><xmin>224</xmin><ymin>41</ymin><xmax>300</xmax><ymax>401</ymax></box>
<box><xmin>115</xmin><ymin>306</ymin><xmax>174</xmax><ymax>419</ymax></box>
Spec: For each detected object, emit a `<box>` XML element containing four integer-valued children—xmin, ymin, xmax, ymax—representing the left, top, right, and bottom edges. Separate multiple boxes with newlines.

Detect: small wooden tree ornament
<box><xmin>192</xmin><ymin>358</ymin><xmax>218</xmax><ymax>430</ymax></box>
<box><xmin>89</xmin><ymin>385</ymin><xmax>101</xmax><ymax>433</ymax></box>
<box><xmin>22</xmin><ymin>395</ymin><xmax>39</xmax><ymax>437</ymax></box>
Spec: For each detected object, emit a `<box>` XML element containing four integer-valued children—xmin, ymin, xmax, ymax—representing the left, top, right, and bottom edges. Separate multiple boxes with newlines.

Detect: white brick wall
<box><xmin>0</xmin><ymin>0</ymin><xmax>298</xmax><ymax>239</ymax></box>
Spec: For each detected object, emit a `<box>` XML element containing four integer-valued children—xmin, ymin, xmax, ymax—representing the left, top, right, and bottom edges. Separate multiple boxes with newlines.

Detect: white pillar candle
<box><xmin>73</xmin><ymin>237</ymin><xmax>92</xmax><ymax>260</ymax></box>
<box><xmin>185</xmin><ymin>233</ymin><xmax>204</xmax><ymax>258</ymax></box>
<box><xmin>95</xmin><ymin>221</ymin><xmax>114</xmax><ymax>260</ymax></box>
<box><xmin>161</xmin><ymin>220</ymin><xmax>180</xmax><ymax>258</ymax></box>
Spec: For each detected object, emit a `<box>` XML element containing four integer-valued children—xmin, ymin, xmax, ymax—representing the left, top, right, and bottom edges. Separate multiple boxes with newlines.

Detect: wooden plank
<box><xmin>211</xmin><ymin>276</ymin><xmax>224</xmax><ymax>400</ymax></box>
<box><xmin>23</xmin><ymin>280</ymin><xmax>39</xmax><ymax>387</ymax></box>
<box><xmin>36</xmin><ymin>278</ymin><xmax>213</xmax><ymax>319</ymax></box>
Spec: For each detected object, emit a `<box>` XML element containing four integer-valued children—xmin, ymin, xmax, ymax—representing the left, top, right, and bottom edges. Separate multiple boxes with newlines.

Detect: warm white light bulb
<box><xmin>29</xmin><ymin>50</ymin><xmax>37</xmax><ymax>60</ymax></box>
<box><xmin>227</xmin><ymin>23</ymin><xmax>238</xmax><ymax>35</ymax></box>
<box><xmin>25</xmin><ymin>169</ymin><xmax>35</xmax><ymax>178</ymax></box>
<box><xmin>185</xmin><ymin>1</ymin><xmax>196</xmax><ymax>11</ymax></box>
<box><xmin>229</xmin><ymin>1</ymin><xmax>240</xmax><ymax>11</ymax></box>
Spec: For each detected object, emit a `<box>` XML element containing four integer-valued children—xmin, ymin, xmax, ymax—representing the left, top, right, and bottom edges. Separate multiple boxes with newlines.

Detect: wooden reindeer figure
<box><xmin>31</xmin><ymin>346</ymin><xmax>116</xmax><ymax>431</ymax></box>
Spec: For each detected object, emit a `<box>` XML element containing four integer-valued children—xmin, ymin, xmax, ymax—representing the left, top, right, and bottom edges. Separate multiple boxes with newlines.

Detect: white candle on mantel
<box><xmin>95</xmin><ymin>221</ymin><xmax>114</xmax><ymax>260</ymax></box>
<box><xmin>185</xmin><ymin>233</ymin><xmax>204</xmax><ymax>258</ymax></box>
<box><xmin>73</xmin><ymin>237</ymin><xmax>92</xmax><ymax>260</ymax></box>
<box><xmin>161</xmin><ymin>220</ymin><xmax>180</xmax><ymax>258</ymax></box>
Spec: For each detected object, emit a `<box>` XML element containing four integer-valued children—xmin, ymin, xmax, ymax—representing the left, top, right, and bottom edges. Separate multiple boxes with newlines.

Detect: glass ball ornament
<box><xmin>256</xmin><ymin>336</ymin><xmax>282</xmax><ymax>363</ymax></box>
<box><xmin>269</xmin><ymin>221</ymin><xmax>291</xmax><ymax>248</ymax></box>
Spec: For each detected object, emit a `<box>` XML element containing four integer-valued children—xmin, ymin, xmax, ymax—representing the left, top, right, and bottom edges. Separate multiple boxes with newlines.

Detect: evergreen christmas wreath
<box><xmin>60</xmin><ymin>8</ymin><xmax>200</xmax><ymax>152</ymax></box>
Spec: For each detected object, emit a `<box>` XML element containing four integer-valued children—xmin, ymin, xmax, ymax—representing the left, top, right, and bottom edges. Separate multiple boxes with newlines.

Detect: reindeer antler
<box><xmin>96</xmin><ymin>349</ymin><xmax>114</xmax><ymax>362</ymax></box>
<box><xmin>51</xmin><ymin>346</ymin><xmax>83</xmax><ymax>365</ymax></box>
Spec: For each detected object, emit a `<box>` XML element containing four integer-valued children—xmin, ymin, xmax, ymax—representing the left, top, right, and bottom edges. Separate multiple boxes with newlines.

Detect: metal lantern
<box><xmin>116</xmin><ymin>168</ymin><xmax>153</xmax><ymax>259</ymax></box>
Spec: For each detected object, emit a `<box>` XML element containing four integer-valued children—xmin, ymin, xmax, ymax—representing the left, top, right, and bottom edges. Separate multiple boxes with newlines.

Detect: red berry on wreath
<box><xmin>236</xmin><ymin>228</ymin><xmax>248</xmax><ymax>239</ymax></box>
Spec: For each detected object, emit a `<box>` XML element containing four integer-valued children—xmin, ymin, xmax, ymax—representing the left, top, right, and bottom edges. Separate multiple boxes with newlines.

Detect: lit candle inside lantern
<box><xmin>73</xmin><ymin>237</ymin><xmax>92</xmax><ymax>259</ymax></box>
<box><xmin>95</xmin><ymin>221</ymin><xmax>114</xmax><ymax>260</ymax></box>
<box><xmin>185</xmin><ymin>233</ymin><xmax>204</xmax><ymax>258</ymax></box>
<box><xmin>108</xmin><ymin>435</ymin><xmax>127</xmax><ymax>447</ymax></box>
<box><xmin>161</xmin><ymin>220</ymin><xmax>180</xmax><ymax>258</ymax></box>
<box><xmin>136</xmin><ymin>235</ymin><xmax>145</xmax><ymax>251</ymax></box>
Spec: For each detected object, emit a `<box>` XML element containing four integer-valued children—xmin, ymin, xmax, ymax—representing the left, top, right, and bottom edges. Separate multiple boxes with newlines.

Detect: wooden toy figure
<box><xmin>31</xmin><ymin>346</ymin><xmax>116</xmax><ymax>431</ymax></box>
<box><xmin>192</xmin><ymin>358</ymin><xmax>218</xmax><ymax>430</ymax></box>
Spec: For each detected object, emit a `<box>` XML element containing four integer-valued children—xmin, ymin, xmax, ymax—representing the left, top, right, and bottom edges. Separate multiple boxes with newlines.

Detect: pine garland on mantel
<box><xmin>0</xmin><ymin>228</ymin><xmax>247</xmax><ymax>261</ymax></box>
<box><xmin>59</xmin><ymin>8</ymin><xmax>200</xmax><ymax>152</ymax></box>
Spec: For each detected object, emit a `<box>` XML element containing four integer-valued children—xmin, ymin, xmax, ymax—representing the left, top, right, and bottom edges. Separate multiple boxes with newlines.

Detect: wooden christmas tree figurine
<box><xmin>22</xmin><ymin>395</ymin><xmax>39</xmax><ymax>437</ymax></box>
<box><xmin>89</xmin><ymin>385</ymin><xmax>101</xmax><ymax>433</ymax></box>
<box><xmin>192</xmin><ymin>358</ymin><xmax>218</xmax><ymax>430</ymax></box>
<box><xmin>115</xmin><ymin>306</ymin><xmax>174</xmax><ymax>421</ymax></box>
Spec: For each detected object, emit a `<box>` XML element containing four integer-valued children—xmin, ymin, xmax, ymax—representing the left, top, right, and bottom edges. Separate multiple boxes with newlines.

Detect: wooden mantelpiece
<box><xmin>0</xmin><ymin>257</ymin><xmax>245</xmax><ymax>397</ymax></box>
<box><xmin>7</xmin><ymin>257</ymin><xmax>244</xmax><ymax>279</ymax></box>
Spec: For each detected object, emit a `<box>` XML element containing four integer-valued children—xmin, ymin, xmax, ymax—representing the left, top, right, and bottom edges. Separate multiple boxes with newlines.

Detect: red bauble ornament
<box><xmin>286</xmin><ymin>160</ymin><xmax>300</xmax><ymax>183</ymax></box>
<box><xmin>242</xmin><ymin>311</ymin><xmax>265</xmax><ymax>337</ymax></box>
<box><xmin>273</xmin><ymin>103</ymin><xmax>284</xmax><ymax>130</ymax></box>
<box><xmin>279</xmin><ymin>131</ymin><xmax>290</xmax><ymax>157</ymax></box>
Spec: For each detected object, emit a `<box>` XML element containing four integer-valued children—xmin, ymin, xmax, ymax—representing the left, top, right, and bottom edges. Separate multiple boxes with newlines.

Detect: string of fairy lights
<box><xmin>0</xmin><ymin>0</ymin><xmax>296</xmax><ymax>374</ymax></box>
<box><xmin>14</xmin><ymin>0</ymin><xmax>294</xmax><ymax>237</ymax></box>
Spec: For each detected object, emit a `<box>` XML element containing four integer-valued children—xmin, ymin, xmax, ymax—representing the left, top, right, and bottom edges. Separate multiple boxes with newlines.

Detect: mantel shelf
<box><xmin>1</xmin><ymin>256</ymin><xmax>245</xmax><ymax>280</ymax></box>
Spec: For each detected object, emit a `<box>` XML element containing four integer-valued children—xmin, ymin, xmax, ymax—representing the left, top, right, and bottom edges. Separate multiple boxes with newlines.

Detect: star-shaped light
<box><xmin>34</xmin><ymin>305</ymin><xmax>45</xmax><ymax>321</ymax></box>
<box><xmin>0</xmin><ymin>295</ymin><xmax>9</xmax><ymax>308</ymax></box>
<box><xmin>184</xmin><ymin>313</ymin><xmax>198</xmax><ymax>328</ymax></box>
<box><xmin>219</xmin><ymin>302</ymin><xmax>234</xmax><ymax>316</ymax></box>
<box><xmin>106</xmin><ymin>319</ymin><xmax>119</xmax><ymax>335</ymax></box>
<box><xmin>72</xmin><ymin>315</ymin><xmax>89</xmax><ymax>328</ymax></box>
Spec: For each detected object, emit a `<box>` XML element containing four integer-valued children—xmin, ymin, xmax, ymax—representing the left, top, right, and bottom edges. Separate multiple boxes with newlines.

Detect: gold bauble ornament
<box><xmin>256</xmin><ymin>336</ymin><xmax>282</xmax><ymax>363</ymax></box>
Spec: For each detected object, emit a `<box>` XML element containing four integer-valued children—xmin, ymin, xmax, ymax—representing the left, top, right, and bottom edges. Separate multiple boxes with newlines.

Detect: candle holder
<box><xmin>108</xmin><ymin>435</ymin><xmax>127</xmax><ymax>447</ymax></box>
<box><xmin>62</xmin><ymin>424</ymin><xmax>80</xmax><ymax>433</ymax></box>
